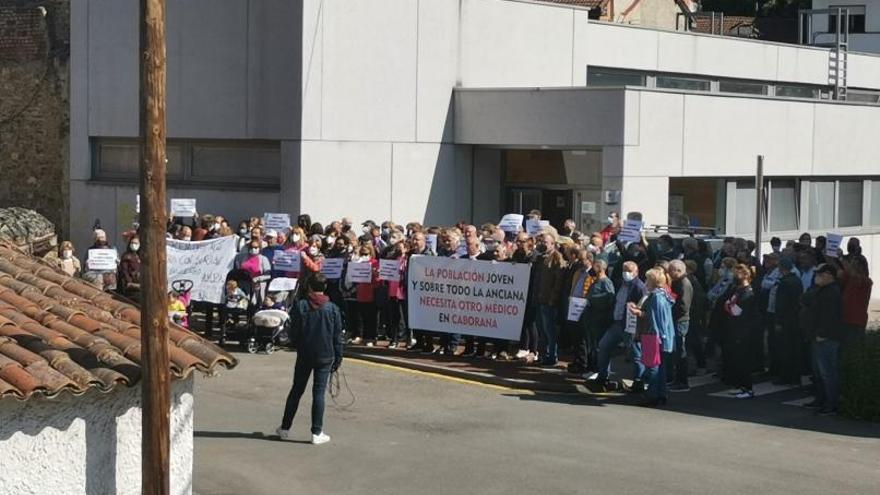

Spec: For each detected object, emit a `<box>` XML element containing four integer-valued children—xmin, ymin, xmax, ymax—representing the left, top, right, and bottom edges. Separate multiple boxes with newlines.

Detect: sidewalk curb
<box><xmin>344</xmin><ymin>349</ymin><xmax>588</xmax><ymax>395</ymax></box>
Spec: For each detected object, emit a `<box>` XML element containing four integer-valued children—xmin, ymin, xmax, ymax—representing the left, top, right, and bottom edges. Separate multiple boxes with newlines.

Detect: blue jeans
<box><xmin>281</xmin><ymin>359</ymin><xmax>332</xmax><ymax>434</ymax></box>
<box><xmin>597</xmin><ymin>321</ymin><xmax>625</xmax><ymax>381</ymax></box>
<box><xmin>536</xmin><ymin>304</ymin><xmax>558</xmax><ymax>362</ymax></box>
<box><xmin>631</xmin><ymin>338</ymin><xmax>644</xmax><ymax>382</ymax></box>
<box><xmin>645</xmin><ymin>351</ymin><xmax>673</xmax><ymax>400</ymax></box>
<box><xmin>811</xmin><ymin>340</ymin><xmax>840</xmax><ymax>410</ymax></box>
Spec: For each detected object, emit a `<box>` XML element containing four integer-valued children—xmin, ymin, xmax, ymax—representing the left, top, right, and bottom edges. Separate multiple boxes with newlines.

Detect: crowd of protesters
<box><xmin>54</xmin><ymin>209</ymin><xmax>873</xmax><ymax>415</ymax></box>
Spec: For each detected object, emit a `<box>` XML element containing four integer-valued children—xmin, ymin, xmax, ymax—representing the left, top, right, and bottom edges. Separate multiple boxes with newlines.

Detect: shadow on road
<box><xmin>195</xmin><ymin>430</ymin><xmax>312</xmax><ymax>444</ymax></box>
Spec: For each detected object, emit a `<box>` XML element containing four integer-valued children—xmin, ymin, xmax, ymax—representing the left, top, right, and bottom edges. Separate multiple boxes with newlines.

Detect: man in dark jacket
<box><xmin>774</xmin><ymin>258</ymin><xmax>803</xmax><ymax>385</ymax></box>
<box><xmin>277</xmin><ymin>274</ymin><xmax>344</xmax><ymax>444</ymax></box>
<box><xmin>668</xmin><ymin>260</ymin><xmax>693</xmax><ymax>391</ymax></box>
<box><xmin>593</xmin><ymin>261</ymin><xmax>646</xmax><ymax>391</ymax></box>
<box><xmin>805</xmin><ymin>264</ymin><xmax>844</xmax><ymax>415</ymax></box>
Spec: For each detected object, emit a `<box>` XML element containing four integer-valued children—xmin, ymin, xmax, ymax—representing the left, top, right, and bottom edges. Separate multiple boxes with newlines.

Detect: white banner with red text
<box><xmin>407</xmin><ymin>256</ymin><xmax>531</xmax><ymax>340</ymax></box>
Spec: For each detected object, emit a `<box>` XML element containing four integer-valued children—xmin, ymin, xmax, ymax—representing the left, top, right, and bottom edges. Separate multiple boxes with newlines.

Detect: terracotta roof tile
<box><xmin>536</xmin><ymin>0</ymin><xmax>606</xmax><ymax>8</ymax></box>
<box><xmin>0</xmin><ymin>243</ymin><xmax>237</xmax><ymax>400</ymax></box>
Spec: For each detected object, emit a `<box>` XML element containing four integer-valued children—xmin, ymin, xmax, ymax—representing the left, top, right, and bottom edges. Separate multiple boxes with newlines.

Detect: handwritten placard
<box><xmin>618</xmin><ymin>219</ymin><xmax>643</xmax><ymax>243</ymax></box>
<box><xmin>321</xmin><ymin>258</ymin><xmax>344</xmax><ymax>279</ymax></box>
<box><xmin>170</xmin><ymin>198</ymin><xmax>197</xmax><ymax>217</ymax></box>
<box><xmin>87</xmin><ymin>249</ymin><xmax>117</xmax><ymax>271</ymax></box>
<box><xmin>567</xmin><ymin>297</ymin><xmax>588</xmax><ymax>322</ymax></box>
<box><xmin>268</xmin><ymin>277</ymin><xmax>298</xmax><ymax>292</ymax></box>
<box><xmin>273</xmin><ymin>250</ymin><xmax>301</xmax><ymax>272</ymax></box>
<box><xmin>379</xmin><ymin>259</ymin><xmax>400</xmax><ymax>281</ymax></box>
<box><xmin>263</xmin><ymin>213</ymin><xmax>291</xmax><ymax>231</ymax></box>
<box><xmin>825</xmin><ymin>233</ymin><xmax>843</xmax><ymax>258</ymax></box>
<box><xmin>347</xmin><ymin>262</ymin><xmax>372</xmax><ymax>284</ymax></box>
<box><xmin>498</xmin><ymin>214</ymin><xmax>524</xmax><ymax>234</ymax></box>
<box><xmin>166</xmin><ymin>237</ymin><xmax>236</xmax><ymax>303</ymax></box>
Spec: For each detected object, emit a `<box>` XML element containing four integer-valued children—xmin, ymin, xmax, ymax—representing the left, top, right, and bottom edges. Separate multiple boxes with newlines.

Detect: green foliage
<box><xmin>840</xmin><ymin>331</ymin><xmax>880</xmax><ymax>421</ymax></box>
<box><xmin>698</xmin><ymin>0</ymin><xmax>811</xmax><ymax>17</ymax></box>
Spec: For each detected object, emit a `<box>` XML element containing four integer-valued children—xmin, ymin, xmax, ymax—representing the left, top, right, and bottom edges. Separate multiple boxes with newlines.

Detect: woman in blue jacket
<box><xmin>630</xmin><ymin>267</ymin><xmax>676</xmax><ymax>407</ymax></box>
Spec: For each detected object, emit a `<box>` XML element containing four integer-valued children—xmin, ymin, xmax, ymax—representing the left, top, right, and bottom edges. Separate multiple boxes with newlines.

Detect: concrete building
<box><xmin>71</xmin><ymin>0</ymin><xmax>880</xmax><ymax>297</ymax></box>
<box><xmin>809</xmin><ymin>0</ymin><xmax>880</xmax><ymax>54</ymax></box>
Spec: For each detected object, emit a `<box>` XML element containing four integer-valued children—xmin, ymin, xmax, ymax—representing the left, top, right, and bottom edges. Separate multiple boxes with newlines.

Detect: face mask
<box><xmin>130</xmin><ymin>243</ymin><xmax>140</xmax><ymax>252</ymax></box>
<box><xmin>62</xmin><ymin>250</ymin><xmax>72</xmax><ymax>259</ymax></box>
<box><xmin>623</xmin><ymin>272</ymin><xmax>635</xmax><ymax>282</ymax></box>
<box><xmin>381</xmin><ymin>228</ymin><xmax>390</xmax><ymax>236</ymax></box>
<box><xmin>249</xmin><ymin>248</ymin><xmax>260</xmax><ymax>255</ymax></box>
<box><xmin>213</xmin><ymin>223</ymin><xmax>221</xmax><ymax>231</ymax></box>
<box><xmin>362</xmin><ymin>226</ymin><xmax>371</xmax><ymax>234</ymax></box>
<box><xmin>607</xmin><ymin>216</ymin><xmax>614</xmax><ymax>223</ymax></box>
<box><xmin>239</xmin><ymin>228</ymin><xmax>247</xmax><ymax>236</ymax></box>
<box><xmin>343</xmin><ymin>224</ymin><xmax>352</xmax><ymax>232</ymax></box>
<box><xmin>182</xmin><ymin>236</ymin><xmax>191</xmax><ymax>242</ymax></box>
<box><xmin>536</xmin><ymin>244</ymin><xmax>547</xmax><ymax>254</ymax></box>
<box><xmin>346</xmin><ymin>245</ymin><xmax>354</xmax><ymax>253</ymax></box>
<box><xmin>327</xmin><ymin>236</ymin><xmax>336</xmax><ymax>245</ymax></box>
<box><xmin>308</xmin><ymin>247</ymin><xmax>319</xmax><ymax>257</ymax></box>
<box><xmin>588</xmin><ymin>245</ymin><xmax>600</xmax><ymax>254</ymax></box>
<box><xmin>291</xmin><ymin>234</ymin><xmax>301</xmax><ymax>243</ymax></box>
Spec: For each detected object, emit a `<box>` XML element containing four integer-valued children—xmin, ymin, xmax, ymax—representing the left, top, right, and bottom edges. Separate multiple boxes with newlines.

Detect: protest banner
<box><xmin>166</xmin><ymin>236</ymin><xmax>236</xmax><ymax>303</ymax></box>
<box><xmin>618</xmin><ymin>219</ymin><xmax>643</xmax><ymax>243</ymax></box>
<box><xmin>347</xmin><ymin>262</ymin><xmax>373</xmax><ymax>283</ymax></box>
<box><xmin>321</xmin><ymin>258</ymin><xmax>344</xmax><ymax>279</ymax></box>
<box><xmin>170</xmin><ymin>198</ymin><xmax>197</xmax><ymax>217</ymax></box>
<box><xmin>426</xmin><ymin>234</ymin><xmax>437</xmax><ymax>254</ymax></box>
<box><xmin>87</xmin><ymin>249</ymin><xmax>118</xmax><ymax>271</ymax></box>
<box><xmin>268</xmin><ymin>277</ymin><xmax>298</xmax><ymax>292</ymax></box>
<box><xmin>407</xmin><ymin>257</ymin><xmax>531</xmax><ymax>340</ymax></box>
<box><xmin>273</xmin><ymin>250</ymin><xmax>301</xmax><ymax>272</ymax></box>
<box><xmin>498</xmin><ymin>214</ymin><xmax>524</xmax><ymax>233</ymax></box>
<box><xmin>825</xmin><ymin>233</ymin><xmax>843</xmax><ymax>258</ymax></box>
<box><xmin>379</xmin><ymin>259</ymin><xmax>400</xmax><ymax>281</ymax></box>
<box><xmin>263</xmin><ymin>213</ymin><xmax>291</xmax><ymax>231</ymax></box>
<box><xmin>567</xmin><ymin>297</ymin><xmax>587</xmax><ymax>322</ymax></box>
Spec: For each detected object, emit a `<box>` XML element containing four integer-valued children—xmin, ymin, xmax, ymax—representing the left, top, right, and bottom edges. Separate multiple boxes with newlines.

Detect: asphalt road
<box><xmin>193</xmin><ymin>350</ymin><xmax>880</xmax><ymax>495</ymax></box>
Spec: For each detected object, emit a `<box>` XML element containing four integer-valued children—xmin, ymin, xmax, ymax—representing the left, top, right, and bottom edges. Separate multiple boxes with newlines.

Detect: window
<box><xmin>668</xmin><ymin>178</ymin><xmax>726</xmax><ymax>233</ymax></box>
<box><xmin>847</xmin><ymin>90</ymin><xmax>880</xmax><ymax>104</ymax></box>
<box><xmin>92</xmin><ymin>138</ymin><xmax>281</xmax><ymax>188</ymax></box>
<box><xmin>735</xmin><ymin>181</ymin><xmax>757</xmax><ymax>234</ymax></box>
<box><xmin>768</xmin><ymin>180</ymin><xmax>798</xmax><ymax>231</ymax></box>
<box><xmin>587</xmin><ymin>67</ymin><xmax>646</xmax><ymax>87</ymax></box>
<box><xmin>837</xmin><ymin>180</ymin><xmax>863</xmax><ymax>227</ymax></box>
<box><xmin>656</xmin><ymin>75</ymin><xmax>711</xmax><ymax>92</ymax></box>
<box><xmin>719</xmin><ymin>80</ymin><xmax>768</xmax><ymax>96</ymax></box>
<box><xmin>776</xmin><ymin>84</ymin><xmax>821</xmax><ymax>99</ymax></box>
<box><xmin>871</xmin><ymin>181</ymin><xmax>880</xmax><ymax>225</ymax></box>
<box><xmin>828</xmin><ymin>6</ymin><xmax>866</xmax><ymax>34</ymax></box>
<box><xmin>808</xmin><ymin>181</ymin><xmax>835</xmax><ymax>230</ymax></box>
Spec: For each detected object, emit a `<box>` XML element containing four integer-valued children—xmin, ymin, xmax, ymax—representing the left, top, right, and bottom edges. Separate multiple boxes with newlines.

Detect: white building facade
<box><xmin>71</xmin><ymin>0</ymin><xmax>880</xmax><ymax>297</ymax></box>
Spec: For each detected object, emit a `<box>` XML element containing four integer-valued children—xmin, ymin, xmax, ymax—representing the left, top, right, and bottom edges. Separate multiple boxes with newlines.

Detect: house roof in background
<box><xmin>0</xmin><ymin>244</ymin><xmax>237</xmax><ymax>401</ymax></box>
<box><xmin>535</xmin><ymin>0</ymin><xmax>607</xmax><ymax>10</ymax></box>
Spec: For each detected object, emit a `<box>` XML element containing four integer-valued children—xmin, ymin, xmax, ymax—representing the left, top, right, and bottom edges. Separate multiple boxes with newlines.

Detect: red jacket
<box><xmin>841</xmin><ymin>272</ymin><xmax>873</xmax><ymax>328</ymax></box>
<box><xmin>356</xmin><ymin>258</ymin><xmax>380</xmax><ymax>303</ymax></box>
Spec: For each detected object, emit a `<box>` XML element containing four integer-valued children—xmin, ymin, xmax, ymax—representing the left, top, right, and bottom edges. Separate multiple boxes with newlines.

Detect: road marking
<box><xmin>347</xmin><ymin>357</ymin><xmax>532</xmax><ymax>393</ymax></box>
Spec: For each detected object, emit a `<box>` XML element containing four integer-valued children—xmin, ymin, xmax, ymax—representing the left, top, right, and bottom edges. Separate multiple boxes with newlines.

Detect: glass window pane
<box><xmin>808</xmin><ymin>181</ymin><xmax>835</xmax><ymax>230</ymax></box>
<box><xmin>587</xmin><ymin>68</ymin><xmax>646</xmax><ymax>87</ymax></box>
<box><xmin>776</xmin><ymin>84</ymin><xmax>820</xmax><ymax>99</ymax></box>
<box><xmin>656</xmin><ymin>76</ymin><xmax>710</xmax><ymax>92</ymax></box>
<box><xmin>769</xmin><ymin>180</ymin><xmax>798</xmax><ymax>231</ymax></box>
<box><xmin>847</xmin><ymin>91</ymin><xmax>880</xmax><ymax>104</ymax></box>
<box><xmin>191</xmin><ymin>144</ymin><xmax>280</xmax><ymax>183</ymax></box>
<box><xmin>871</xmin><ymin>181</ymin><xmax>880</xmax><ymax>226</ymax></box>
<box><xmin>97</xmin><ymin>142</ymin><xmax>183</xmax><ymax>178</ymax></box>
<box><xmin>837</xmin><ymin>180</ymin><xmax>863</xmax><ymax>227</ymax></box>
<box><xmin>735</xmin><ymin>181</ymin><xmax>756</xmax><ymax>234</ymax></box>
<box><xmin>719</xmin><ymin>80</ymin><xmax>768</xmax><ymax>95</ymax></box>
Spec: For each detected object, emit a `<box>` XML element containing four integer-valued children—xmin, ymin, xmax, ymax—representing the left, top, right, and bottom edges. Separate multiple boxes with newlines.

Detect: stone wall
<box><xmin>0</xmin><ymin>0</ymin><xmax>70</xmax><ymax>238</ymax></box>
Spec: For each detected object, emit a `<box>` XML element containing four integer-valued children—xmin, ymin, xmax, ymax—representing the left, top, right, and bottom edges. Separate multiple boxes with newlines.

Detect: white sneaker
<box><xmin>735</xmin><ymin>389</ymin><xmax>754</xmax><ymax>399</ymax></box>
<box><xmin>410</xmin><ymin>338</ymin><xmax>417</xmax><ymax>347</ymax></box>
<box><xmin>276</xmin><ymin>427</ymin><xmax>293</xmax><ymax>441</ymax></box>
<box><xmin>515</xmin><ymin>349</ymin><xmax>529</xmax><ymax>359</ymax></box>
<box><xmin>351</xmin><ymin>337</ymin><xmax>363</xmax><ymax>345</ymax></box>
<box><xmin>311</xmin><ymin>432</ymin><xmax>331</xmax><ymax>445</ymax></box>
<box><xmin>366</xmin><ymin>341</ymin><xmax>374</xmax><ymax>347</ymax></box>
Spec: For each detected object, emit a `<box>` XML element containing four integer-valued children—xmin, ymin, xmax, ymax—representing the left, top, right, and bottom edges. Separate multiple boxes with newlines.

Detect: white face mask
<box><xmin>607</xmin><ymin>216</ymin><xmax>614</xmax><ymax>223</ymax></box>
<box><xmin>213</xmin><ymin>223</ymin><xmax>221</xmax><ymax>231</ymax></box>
<box><xmin>249</xmin><ymin>248</ymin><xmax>260</xmax><ymax>255</ymax></box>
<box><xmin>239</xmin><ymin>228</ymin><xmax>248</xmax><ymax>236</ymax></box>
<box><xmin>346</xmin><ymin>245</ymin><xmax>354</xmax><ymax>253</ymax></box>
<box><xmin>362</xmin><ymin>226</ymin><xmax>371</xmax><ymax>234</ymax></box>
<box><xmin>292</xmin><ymin>234</ymin><xmax>301</xmax><ymax>243</ymax></box>
<box><xmin>623</xmin><ymin>272</ymin><xmax>635</xmax><ymax>282</ymax></box>
<box><xmin>130</xmin><ymin>243</ymin><xmax>140</xmax><ymax>252</ymax></box>
<box><xmin>308</xmin><ymin>247</ymin><xmax>320</xmax><ymax>257</ymax></box>
<box><xmin>182</xmin><ymin>236</ymin><xmax>191</xmax><ymax>242</ymax></box>
<box><xmin>62</xmin><ymin>250</ymin><xmax>72</xmax><ymax>259</ymax></box>
<box><xmin>327</xmin><ymin>235</ymin><xmax>336</xmax><ymax>245</ymax></box>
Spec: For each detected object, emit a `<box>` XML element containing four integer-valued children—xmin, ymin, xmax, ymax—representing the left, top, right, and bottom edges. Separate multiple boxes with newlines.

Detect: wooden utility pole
<box><xmin>139</xmin><ymin>0</ymin><xmax>169</xmax><ymax>493</ymax></box>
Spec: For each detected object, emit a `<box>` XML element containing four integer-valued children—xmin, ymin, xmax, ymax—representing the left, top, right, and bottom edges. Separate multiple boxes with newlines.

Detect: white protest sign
<box><xmin>407</xmin><ymin>257</ymin><xmax>531</xmax><ymax>340</ymax></box>
<box><xmin>263</xmin><ymin>213</ymin><xmax>291</xmax><ymax>231</ymax></box>
<box><xmin>498</xmin><ymin>214</ymin><xmax>524</xmax><ymax>234</ymax></box>
<box><xmin>347</xmin><ymin>262</ymin><xmax>373</xmax><ymax>284</ymax></box>
<box><xmin>379</xmin><ymin>259</ymin><xmax>400</xmax><ymax>281</ymax></box>
<box><xmin>136</xmin><ymin>194</ymin><xmax>140</xmax><ymax>214</ymax></box>
<box><xmin>618</xmin><ymin>219</ymin><xmax>643</xmax><ymax>243</ymax></box>
<box><xmin>273</xmin><ymin>250</ymin><xmax>301</xmax><ymax>272</ymax></box>
<box><xmin>321</xmin><ymin>258</ymin><xmax>344</xmax><ymax>279</ymax></box>
<box><xmin>166</xmin><ymin>236</ymin><xmax>236</xmax><ymax>303</ymax></box>
<box><xmin>825</xmin><ymin>233</ymin><xmax>843</xmax><ymax>258</ymax></box>
<box><xmin>624</xmin><ymin>310</ymin><xmax>638</xmax><ymax>335</ymax></box>
<box><xmin>426</xmin><ymin>234</ymin><xmax>437</xmax><ymax>254</ymax></box>
<box><xmin>268</xmin><ymin>277</ymin><xmax>298</xmax><ymax>292</ymax></box>
<box><xmin>170</xmin><ymin>198</ymin><xmax>197</xmax><ymax>217</ymax></box>
<box><xmin>567</xmin><ymin>297</ymin><xmax>588</xmax><ymax>322</ymax></box>
<box><xmin>87</xmin><ymin>249</ymin><xmax>118</xmax><ymax>271</ymax></box>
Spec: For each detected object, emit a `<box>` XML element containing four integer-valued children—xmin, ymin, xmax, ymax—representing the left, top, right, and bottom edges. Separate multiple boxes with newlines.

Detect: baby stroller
<box><xmin>249</xmin><ymin>277</ymin><xmax>298</xmax><ymax>354</ymax></box>
<box><xmin>219</xmin><ymin>269</ymin><xmax>255</xmax><ymax>346</ymax></box>
<box><xmin>170</xmin><ymin>279</ymin><xmax>194</xmax><ymax>329</ymax></box>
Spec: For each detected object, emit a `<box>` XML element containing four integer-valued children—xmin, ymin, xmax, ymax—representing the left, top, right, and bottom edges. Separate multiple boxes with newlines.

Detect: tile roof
<box><xmin>535</xmin><ymin>0</ymin><xmax>606</xmax><ymax>9</ymax></box>
<box><xmin>0</xmin><ymin>243</ymin><xmax>237</xmax><ymax>401</ymax></box>
<box><xmin>691</xmin><ymin>15</ymin><xmax>757</xmax><ymax>37</ymax></box>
